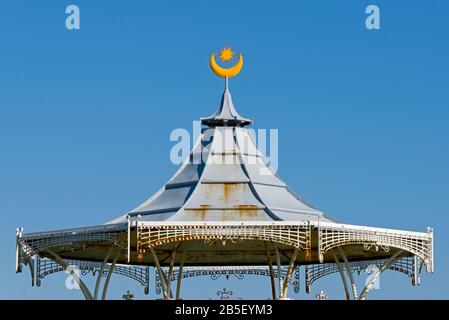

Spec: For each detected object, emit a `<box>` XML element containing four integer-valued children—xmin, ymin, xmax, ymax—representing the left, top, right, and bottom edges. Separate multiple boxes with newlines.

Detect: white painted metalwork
<box><xmin>338</xmin><ymin>247</ymin><xmax>358</xmax><ymax>300</ymax></box>
<box><xmin>15</xmin><ymin>227</ymin><xmax>23</xmax><ymax>273</ymax></box>
<box><xmin>275</xmin><ymin>244</ymin><xmax>283</xmax><ymax>298</ymax></box>
<box><xmin>305</xmin><ymin>255</ymin><xmax>417</xmax><ymax>293</ymax></box>
<box><xmin>330</xmin><ymin>250</ymin><xmax>350</xmax><ymax>300</ymax></box>
<box><xmin>281</xmin><ymin>248</ymin><xmax>299</xmax><ymax>299</ymax></box>
<box><xmin>16</xmin><ymin>223</ymin><xmax>127</xmax><ymax>263</ymax></box>
<box><xmin>101</xmin><ymin>251</ymin><xmax>120</xmax><ymax>300</ymax></box>
<box><xmin>265</xmin><ymin>243</ymin><xmax>277</xmax><ymax>300</ymax></box>
<box><xmin>166</xmin><ymin>245</ymin><xmax>178</xmax><ymax>298</ymax></box>
<box><xmin>16</xmin><ymin>218</ymin><xmax>433</xmax><ymax>300</ymax></box>
<box><xmin>155</xmin><ymin>265</ymin><xmax>300</xmax><ymax>298</ymax></box>
<box><xmin>35</xmin><ymin>256</ymin><xmax>150</xmax><ymax>293</ymax></box>
<box><xmin>317</xmin><ymin>221</ymin><xmax>433</xmax><ymax>272</ymax></box>
<box><xmin>47</xmin><ymin>249</ymin><xmax>93</xmax><ymax>300</ymax></box>
<box><xmin>94</xmin><ymin>247</ymin><xmax>113</xmax><ymax>300</ymax></box>
<box><xmin>149</xmin><ymin>246</ymin><xmax>169</xmax><ymax>299</ymax></box>
<box><xmin>175</xmin><ymin>251</ymin><xmax>186</xmax><ymax>300</ymax></box>
<box><xmin>127</xmin><ymin>215</ymin><xmax>131</xmax><ymax>263</ymax></box>
<box><xmin>316</xmin><ymin>291</ymin><xmax>328</xmax><ymax>300</ymax></box>
<box><xmin>359</xmin><ymin>250</ymin><xmax>405</xmax><ymax>300</ymax></box>
<box><xmin>137</xmin><ymin>221</ymin><xmax>312</xmax><ymax>259</ymax></box>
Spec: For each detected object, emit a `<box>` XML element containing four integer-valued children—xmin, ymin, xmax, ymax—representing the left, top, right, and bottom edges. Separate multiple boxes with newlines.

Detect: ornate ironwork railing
<box><xmin>16</xmin><ymin>224</ymin><xmax>127</xmax><ymax>267</ymax></box>
<box><xmin>316</xmin><ymin>222</ymin><xmax>433</xmax><ymax>272</ymax></box>
<box><xmin>15</xmin><ymin>220</ymin><xmax>434</xmax><ymax>298</ymax></box>
<box><xmin>305</xmin><ymin>255</ymin><xmax>418</xmax><ymax>293</ymax></box>
<box><xmin>137</xmin><ymin>221</ymin><xmax>312</xmax><ymax>260</ymax></box>
<box><xmin>154</xmin><ymin>265</ymin><xmax>300</xmax><ymax>295</ymax></box>
<box><xmin>35</xmin><ymin>257</ymin><xmax>150</xmax><ymax>294</ymax></box>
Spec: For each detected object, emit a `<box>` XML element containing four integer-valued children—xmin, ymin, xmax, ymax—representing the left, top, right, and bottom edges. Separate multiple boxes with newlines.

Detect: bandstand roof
<box><xmin>109</xmin><ymin>86</ymin><xmax>333</xmax><ymax>224</ymax></box>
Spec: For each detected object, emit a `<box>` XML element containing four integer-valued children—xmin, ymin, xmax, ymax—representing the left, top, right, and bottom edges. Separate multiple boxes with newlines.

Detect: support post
<box><xmin>359</xmin><ymin>250</ymin><xmax>404</xmax><ymax>300</ymax></box>
<box><xmin>15</xmin><ymin>227</ymin><xmax>23</xmax><ymax>273</ymax></box>
<box><xmin>150</xmin><ymin>246</ymin><xmax>169</xmax><ymax>299</ymax></box>
<box><xmin>413</xmin><ymin>255</ymin><xmax>419</xmax><ymax>286</ymax></box>
<box><xmin>281</xmin><ymin>248</ymin><xmax>299</xmax><ymax>299</ymax></box>
<box><xmin>94</xmin><ymin>247</ymin><xmax>113</xmax><ymax>300</ymax></box>
<box><xmin>27</xmin><ymin>256</ymin><xmax>35</xmax><ymax>287</ymax></box>
<box><xmin>166</xmin><ymin>245</ymin><xmax>178</xmax><ymax>299</ymax></box>
<box><xmin>47</xmin><ymin>249</ymin><xmax>93</xmax><ymax>300</ymax></box>
<box><xmin>275</xmin><ymin>244</ymin><xmax>283</xmax><ymax>299</ymax></box>
<box><xmin>416</xmin><ymin>257</ymin><xmax>425</xmax><ymax>286</ymax></box>
<box><xmin>428</xmin><ymin>227</ymin><xmax>434</xmax><ymax>272</ymax></box>
<box><xmin>265</xmin><ymin>242</ymin><xmax>277</xmax><ymax>300</ymax></box>
<box><xmin>331</xmin><ymin>250</ymin><xmax>351</xmax><ymax>300</ymax></box>
<box><xmin>176</xmin><ymin>251</ymin><xmax>186</xmax><ymax>300</ymax></box>
<box><xmin>338</xmin><ymin>247</ymin><xmax>357</xmax><ymax>300</ymax></box>
<box><xmin>101</xmin><ymin>250</ymin><xmax>120</xmax><ymax>300</ymax></box>
<box><xmin>127</xmin><ymin>215</ymin><xmax>131</xmax><ymax>263</ymax></box>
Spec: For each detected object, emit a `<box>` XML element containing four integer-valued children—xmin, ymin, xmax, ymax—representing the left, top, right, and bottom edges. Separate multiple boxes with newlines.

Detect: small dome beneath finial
<box><xmin>201</xmin><ymin>88</ymin><xmax>252</xmax><ymax>127</ymax></box>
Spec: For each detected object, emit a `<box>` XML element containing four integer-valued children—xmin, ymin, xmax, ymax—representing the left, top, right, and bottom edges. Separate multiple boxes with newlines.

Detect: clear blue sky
<box><xmin>0</xmin><ymin>0</ymin><xmax>448</xmax><ymax>299</ymax></box>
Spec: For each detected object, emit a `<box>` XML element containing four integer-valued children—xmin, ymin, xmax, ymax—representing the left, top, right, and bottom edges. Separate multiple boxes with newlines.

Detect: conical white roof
<box><xmin>109</xmin><ymin>88</ymin><xmax>332</xmax><ymax>223</ymax></box>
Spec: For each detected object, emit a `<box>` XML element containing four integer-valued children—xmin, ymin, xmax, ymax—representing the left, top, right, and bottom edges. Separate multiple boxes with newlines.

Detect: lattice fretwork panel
<box><xmin>318</xmin><ymin>223</ymin><xmax>433</xmax><ymax>271</ymax></box>
<box><xmin>137</xmin><ymin>222</ymin><xmax>312</xmax><ymax>260</ymax></box>
<box><xmin>155</xmin><ymin>265</ymin><xmax>300</xmax><ymax>296</ymax></box>
<box><xmin>35</xmin><ymin>257</ymin><xmax>149</xmax><ymax>293</ymax></box>
<box><xmin>305</xmin><ymin>256</ymin><xmax>416</xmax><ymax>292</ymax></box>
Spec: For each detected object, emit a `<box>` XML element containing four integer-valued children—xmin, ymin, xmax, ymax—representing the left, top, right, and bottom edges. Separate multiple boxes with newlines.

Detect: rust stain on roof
<box><xmin>235</xmin><ymin>205</ymin><xmax>258</xmax><ymax>219</ymax></box>
<box><xmin>196</xmin><ymin>204</ymin><xmax>212</xmax><ymax>221</ymax></box>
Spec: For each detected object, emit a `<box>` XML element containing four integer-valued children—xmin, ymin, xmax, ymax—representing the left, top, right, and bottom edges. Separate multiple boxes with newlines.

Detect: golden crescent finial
<box><xmin>210</xmin><ymin>48</ymin><xmax>243</xmax><ymax>78</ymax></box>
